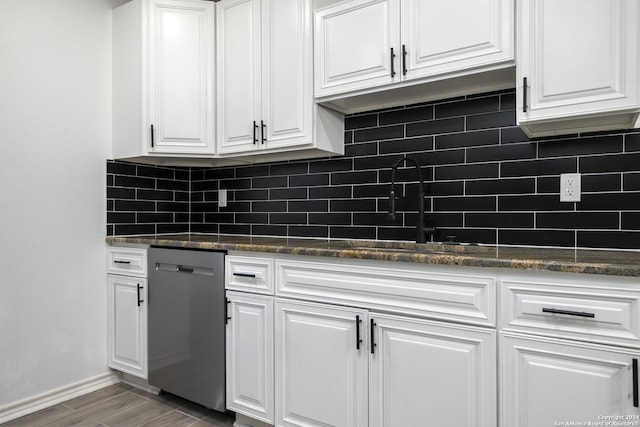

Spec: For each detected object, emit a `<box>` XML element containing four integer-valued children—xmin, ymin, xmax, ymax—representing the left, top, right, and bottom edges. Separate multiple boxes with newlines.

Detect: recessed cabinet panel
<box><xmin>402</xmin><ymin>0</ymin><xmax>513</xmax><ymax>80</ymax></box>
<box><xmin>501</xmin><ymin>333</ymin><xmax>640</xmax><ymax>426</ymax></box>
<box><xmin>314</xmin><ymin>0</ymin><xmax>400</xmax><ymax>97</ymax></box>
<box><xmin>539</xmin><ymin>2</ymin><xmax>614</xmax><ymax>99</ymax></box>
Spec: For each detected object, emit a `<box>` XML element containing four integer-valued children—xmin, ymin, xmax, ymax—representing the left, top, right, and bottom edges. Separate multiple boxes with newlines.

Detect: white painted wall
<box><xmin>0</xmin><ymin>0</ymin><xmax>117</xmax><ymax>411</ymax></box>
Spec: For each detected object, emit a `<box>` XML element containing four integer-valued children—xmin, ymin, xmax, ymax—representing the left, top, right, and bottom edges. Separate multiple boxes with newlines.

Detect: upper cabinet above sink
<box><xmin>313</xmin><ymin>0</ymin><xmax>515</xmax><ymax>114</ymax></box>
<box><xmin>517</xmin><ymin>0</ymin><xmax>640</xmax><ymax>137</ymax></box>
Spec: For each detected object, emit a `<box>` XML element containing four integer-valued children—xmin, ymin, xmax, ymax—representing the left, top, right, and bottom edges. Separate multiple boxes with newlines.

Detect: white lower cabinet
<box><xmin>275</xmin><ymin>299</ymin><xmax>369</xmax><ymax>427</ymax></box>
<box><xmin>226</xmin><ymin>291</ymin><xmax>274</xmax><ymax>424</ymax></box>
<box><xmin>501</xmin><ymin>333</ymin><xmax>640</xmax><ymax>426</ymax></box>
<box><xmin>107</xmin><ymin>245</ymin><xmax>148</xmax><ymax>379</ymax></box>
<box><xmin>499</xmin><ymin>271</ymin><xmax>640</xmax><ymax>426</ymax></box>
<box><xmin>226</xmin><ymin>253</ymin><xmax>499</xmax><ymax>427</ymax></box>
<box><xmin>369</xmin><ymin>314</ymin><xmax>496</xmax><ymax>427</ymax></box>
<box><xmin>107</xmin><ymin>274</ymin><xmax>148</xmax><ymax>378</ymax></box>
<box><xmin>273</xmin><ymin>299</ymin><xmax>496</xmax><ymax>427</ymax></box>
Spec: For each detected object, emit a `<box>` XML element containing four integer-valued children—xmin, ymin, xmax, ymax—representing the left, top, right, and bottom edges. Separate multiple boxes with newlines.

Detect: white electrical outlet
<box><xmin>560</xmin><ymin>173</ymin><xmax>581</xmax><ymax>202</ymax></box>
<box><xmin>219</xmin><ymin>189</ymin><xmax>228</xmax><ymax>207</ymax></box>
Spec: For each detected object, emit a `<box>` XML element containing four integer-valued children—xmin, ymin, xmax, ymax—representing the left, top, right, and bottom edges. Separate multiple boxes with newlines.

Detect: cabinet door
<box><xmin>226</xmin><ymin>292</ymin><xmax>274</xmax><ymax>424</ymax></box>
<box><xmin>518</xmin><ymin>0</ymin><xmax>640</xmax><ymax>123</ymax></box>
<box><xmin>216</xmin><ymin>0</ymin><xmax>262</xmax><ymax>154</ymax></box>
<box><xmin>275</xmin><ymin>299</ymin><xmax>368</xmax><ymax>427</ymax></box>
<box><xmin>401</xmin><ymin>0</ymin><xmax>513</xmax><ymax>80</ymax></box>
<box><xmin>314</xmin><ymin>0</ymin><xmax>400</xmax><ymax>97</ymax></box>
<box><xmin>107</xmin><ymin>275</ymin><xmax>147</xmax><ymax>378</ymax></box>
<box><xmin>369</xmin><ymin>314</ymin><xmax>496</xmax><ymax>427</ymax></box>
<box><xmin>147</xmin><ymin>0</ymin><xmax>215</xmax><ymax>154</ymax></box>
<box><xmin>260</xmin><ymin>0</ymin><xmax>312</xmax><ymax>150</ymax></box>
<box><xmin>501</xmin><ymin>333</ymin><xmax>640</xmax><ymax>426</ymax></box>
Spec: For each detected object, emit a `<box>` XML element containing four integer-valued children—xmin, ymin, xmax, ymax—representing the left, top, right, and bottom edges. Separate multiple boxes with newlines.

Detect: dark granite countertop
<box><xmin>105</xmin><ymin>234</ymin><xmax>640</xmax><ymax>278</ymax></box>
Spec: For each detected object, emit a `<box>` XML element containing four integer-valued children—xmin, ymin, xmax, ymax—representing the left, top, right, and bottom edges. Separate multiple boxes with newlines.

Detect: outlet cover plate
<box><xmin>560</xmin><ymin>173</ymin><xmax>581</xmax><ymax>202</ymax></box>
<box><xmin>219</xmin><ymin>189</ymin><xmax>228</xmax><ymax>207</ymax></box>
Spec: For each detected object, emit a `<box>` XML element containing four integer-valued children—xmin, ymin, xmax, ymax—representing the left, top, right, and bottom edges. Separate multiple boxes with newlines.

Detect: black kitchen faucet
<box><xmin>388</xmin><ymin>155</ymin><xmax>437</xmax><ymax>244</ymax></box>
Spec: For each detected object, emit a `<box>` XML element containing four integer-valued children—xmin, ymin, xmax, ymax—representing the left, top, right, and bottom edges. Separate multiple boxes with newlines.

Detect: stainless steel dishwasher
<box><xmin>147</xmin><ymin>247</ymin><xmax>226</xmax><ymax>411</ymax></box>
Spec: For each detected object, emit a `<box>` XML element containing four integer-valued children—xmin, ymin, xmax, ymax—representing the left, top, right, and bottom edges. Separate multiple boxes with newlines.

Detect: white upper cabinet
<box><xmin>314</xmin><ymin>0</ymin><xmax>515</xmax><ymax>113</ymax></box>
<box><xmin>148</xmin><ymin>1</ymin><xmax>215</xmax><ymax>154</ymax></box>
<box><xmin>217</xmin><ymin>0</ymin><xmax>343</xmax><ymax>159</ymax></box>
<box><xmin>113</xmin><ymin>0</ymin><xmax>215</xmax><ymax>161</ymax></box>
<box><xmin>517</xmin><ymin>0</ymin><xmax>640</xmax><ymax>137</ymax></box>
<box><xmin>314</xmin><ymin>0</ymin><xmax>400</xmax><ymax>96</ymax></box>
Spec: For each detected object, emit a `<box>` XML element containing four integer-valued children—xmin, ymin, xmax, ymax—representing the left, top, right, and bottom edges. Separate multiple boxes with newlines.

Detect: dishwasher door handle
<box><xmin>177</xmin><ymin>265</ymin><xmax>194</xmax><ymax>273</ymax></box>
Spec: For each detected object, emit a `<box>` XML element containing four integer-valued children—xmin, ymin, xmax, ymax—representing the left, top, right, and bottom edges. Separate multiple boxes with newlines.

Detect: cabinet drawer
<box><xmin>276</xmin><ymin>257</ymin><xmax>496</xmax><ymax>326</ymax></box>
<box><xmin>108</xmin><ymin>246</ymin><xmax>147</xmax><ymax>277</ymax></box>
<box><xmin>501</xmin><ymin>279</ymin><xmax>640</xmax><ymax>348</ymax></box>
<box><xmin>226</xmin><ymin>254</ymin><xmax>274</xmax><ymax>295</ymax></box>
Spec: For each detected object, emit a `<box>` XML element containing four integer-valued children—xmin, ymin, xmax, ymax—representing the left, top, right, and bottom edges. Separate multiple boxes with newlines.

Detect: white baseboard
<box><xmin>0</xmin><ymin>371</ymin><xmax>121</xmax><ymax>424</ymax></box>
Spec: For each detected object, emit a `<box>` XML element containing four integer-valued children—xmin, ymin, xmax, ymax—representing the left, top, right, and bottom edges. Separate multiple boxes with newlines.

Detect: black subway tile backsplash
<box><xmin>435</xmin><ymin>95</ymin><xmax>500</xmax><ymax>118</ymax></box>
<box><xmin>354</xmin><ymin>125</ymin><xmax>404</xmax><ymax>143</ymax></box>
<box><xmin>406</xmin><ymin>117</ymin><xmax>464</xmax><ymax>137</ymax></box>
<box><xmin>106</xmin><ymin>89</ymin><xmax>640</xmax><ymax>250</ymax></box>
<box><xmin>379</xmin><ymin>105</ymin><xmax>433</xmax><ymax>125</ymax></box>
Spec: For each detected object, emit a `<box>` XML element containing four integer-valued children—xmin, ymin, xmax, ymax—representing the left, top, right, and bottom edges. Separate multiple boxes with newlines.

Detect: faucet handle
<box><xmin>388</xmin><ymin>190</ymin><xmax>397</xmax><ymax>219</ymax></box>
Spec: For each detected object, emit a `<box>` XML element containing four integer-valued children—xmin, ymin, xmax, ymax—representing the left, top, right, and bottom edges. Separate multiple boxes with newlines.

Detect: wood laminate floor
<box><xmin>1</xmin><ymin>383</ymin><xmax>236</xmax><ymax>427</ymax></box>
